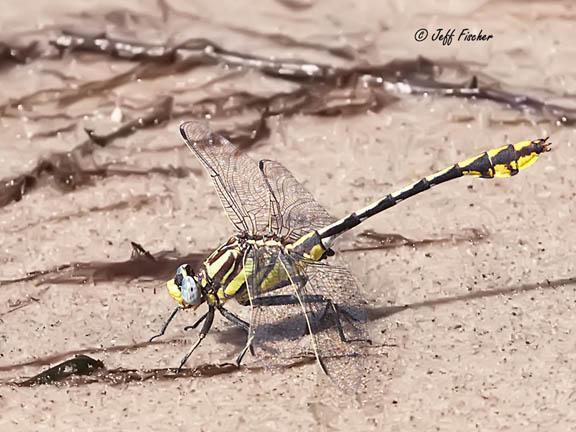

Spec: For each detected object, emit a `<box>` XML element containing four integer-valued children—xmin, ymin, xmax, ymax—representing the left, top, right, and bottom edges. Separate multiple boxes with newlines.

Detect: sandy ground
<box><xmin>1</xmin><ymin>0</ymin><xmax>576</xmax><ymax>430</ymax></box>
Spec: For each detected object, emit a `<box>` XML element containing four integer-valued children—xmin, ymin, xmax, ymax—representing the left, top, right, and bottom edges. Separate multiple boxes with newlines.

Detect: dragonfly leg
<box><xmin>149</xmin><ymin>307</ymin><xmax>179</xmax><ymax>342</ymax></box>
<box><xmin>177</xmin><ymin>306</ymin><xmax>215</xmax><ymax>372</ymax></box>
<box><xmin>183</xmin><ymin>310</ymin><xmax>210</xmax><ymax>331</ymax></box>
<box><xmin>217</xmin><ymin>306</ymin><xmax>249</xmax><ymax>331</ymax></box>
<box><xmin>217</xmin><ymin>306</ymin><xmax>256</xmax><ymax>359</ymax></box>
<box><xmin>234</xmin><ymin>334</ymin><xmax>255</xmax><ymax>367</ymax></box>
<box><xmin>252</xmin><ymin>294</ymin><xmax>371</xmax><ymax>344</ymax></box>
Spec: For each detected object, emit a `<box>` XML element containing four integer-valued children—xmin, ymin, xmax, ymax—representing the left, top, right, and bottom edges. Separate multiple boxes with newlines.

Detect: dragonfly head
<box><xmin>167</xmin><ymin>264</ymin><xmax>202</xmax><ymax>309</ymax></box>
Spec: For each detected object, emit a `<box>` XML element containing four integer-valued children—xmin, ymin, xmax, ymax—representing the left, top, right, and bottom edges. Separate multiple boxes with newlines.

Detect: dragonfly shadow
<box><xmin>4</xmin><ymin>276</ymin><xmax>572</xmax><ymax>381</ymax></box>
<box><xmin>215</xmin><ymin>304</ymin><xmax>368</xmax><ymax>350</ymax></box>
<box><xmin>213</xmin><ymin>326</ymin><xmax>248</xmax><ymax>349</ymax></box>
<box><xmin>0</xmin><ymin>242</ymin><xmax>206</xmax><ymax>287</ymax></box>
<box><xmin>216</xmin><ymin>276</ymin><xmax>576</xmax><ymax>346</ymax></box>
<box><xmin>367</xmin><ymin>275</ymin><xmax>576</xmax><ymax>321</ymax></box>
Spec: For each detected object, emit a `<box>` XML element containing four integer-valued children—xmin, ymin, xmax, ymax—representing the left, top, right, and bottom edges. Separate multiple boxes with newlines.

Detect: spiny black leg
<box><xmin>149</xmin><ymin>307</ymin><xmax>179</xmax><ymax>342</ymax></box>
<box><xmin>217</xmin><ymin>306</ymin><xmax>249</xmax><ymax>331</ymax></box>
<box><xmin>177</xmin><ymin>306</ymin><xmax>215</xmax><ymax>372</ymax></box>
<box><xmin>217</xmin><ymin>306</ymin><xmax>256</xmax><ymax>359</ymax></box>
<box><xmin>183</xmin><ymin>311</ymin><xmax>209</xmax><ymax>331</ymax></box>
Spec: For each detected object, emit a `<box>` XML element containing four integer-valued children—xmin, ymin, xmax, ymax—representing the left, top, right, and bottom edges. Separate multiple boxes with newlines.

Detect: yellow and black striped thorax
<box><xmin>199</xmin><ymin>231</ymin><xmax>329</xmax><ymax>306</ymax></box>
<box><xmin>198</xmin><ymin>236</ymin><xmax>246</xmax><ymax>305</ymax></box>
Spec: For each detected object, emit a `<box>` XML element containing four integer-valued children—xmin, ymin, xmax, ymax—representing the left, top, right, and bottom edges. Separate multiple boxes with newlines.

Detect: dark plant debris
<box><xmin>1</xmin><ymin>29</ymin><xmax>574</xmax><ymax>211</ymax></box>
<box><xmin>0</xmin><ymin>337</ymin><xmax>179</xmax><ymax>373</ymax></box>
<box><xmin>85</xmin><ymin>96</ymin><xmax>174</xmax><ymax>146</ymax></box>
<box><xmin>0</xmin><ymin>41</ymin><xmax>40</xmax><ymax>68</ymax></box>
<box><xmin>14</xmin><ymin>358</ymin><xmax>239</xmax><ymax>386</ymax></box>
<box><xmin>16</xmin><ymin>355</ymin><xmax>105</xmax><ymax>386</ymax></box>
<box><xmin>48</xmin><ymin>31</ymin><xmax>576</xmax><ymax>124</ymax></box>
<box><xmin>30</xmin><ymin>122</ymin><xmax>78</xmax><ymax>139</ymax></box>
<box><xmin>0</xmin><ymin>154</ymin><xmax>190</xmax><ymax>209</ymax></box>
<box><xmin>0</xmin><ymin>228</ymin><xmax>485</xmax><ymax>289</ymax></box>
<box><xmin>52</xmin><ymin>31</ymin><xmax>178</xmax><ymax>63</ymax></box>
<box><xmin>0</xmin><ymin>96</ymin><xmax>191</xmax><ymax>208</ymax></box>
<box><xmin>8</xmin><ymin>354</ymin><xmax>315</xmax><ymax>387</ymax></box>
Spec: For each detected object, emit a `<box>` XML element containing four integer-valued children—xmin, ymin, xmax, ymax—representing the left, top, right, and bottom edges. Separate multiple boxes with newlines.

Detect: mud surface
<box><xmin>1</xmin><ymin>0</ymin><xmax>575</xmax><ymax>430</ymax></box>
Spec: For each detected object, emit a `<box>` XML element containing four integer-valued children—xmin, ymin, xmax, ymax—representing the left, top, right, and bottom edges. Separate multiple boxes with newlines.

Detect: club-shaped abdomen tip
<box><xmin>538</xmin><ymin>137</ymin><xmax>552</xmax><ymax>152</ymax></box>
<box><xmin>508</xmin><ymin>137</ymin><xmax>551</xmax><ymax>174</ymax></box>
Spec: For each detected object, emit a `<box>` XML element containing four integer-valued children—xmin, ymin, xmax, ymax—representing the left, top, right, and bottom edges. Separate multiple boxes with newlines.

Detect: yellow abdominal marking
<box><xmin>308</xmin><ymin>244</ymin><xmax>326</xmax><ymax>261</ymax></box>
<box><xmin>514</xmin><ymin>146</ymin><xmax>543</xmax><ymax>171</ymax></box>
<box><xmin>285</xmin><ymin>231</ymin><xmax>326</xmax><ymax>261</ymax></box>
<box><xmin>459</xmin><ymin>140</ymin><xmax>545</xmax><ymax>178</ymax></box>
<box><xmin>425</xmin><ymin>166</ymin><xmax>451</xmax><ymax>182</ymax></box>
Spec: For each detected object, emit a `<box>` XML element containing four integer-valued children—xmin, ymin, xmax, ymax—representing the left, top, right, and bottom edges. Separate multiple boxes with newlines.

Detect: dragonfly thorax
<box><xmin>166</xmin><ymin>230</ymin><xmax>333</xmax><ymax>309</ymax></box>
<box><xmin>200</xmin><ymin>234</ymin><xmax>287</xmax><ymax>306</ymax></box>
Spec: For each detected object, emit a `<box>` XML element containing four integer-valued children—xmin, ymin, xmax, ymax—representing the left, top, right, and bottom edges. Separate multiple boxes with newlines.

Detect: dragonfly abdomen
<box><xmin>318</xmin><ymin>138</ymin><xmax>551</xmax><ymax>243</ymax></box>
<box><xmin>285</xmin><ymin>231</ymin><xmax>331</xmax><ymax>261</ymax></box>
<box><xmin>458</xmin><ymin>139</ymin><xmax>549</xmax><ymax>178</ymax></box>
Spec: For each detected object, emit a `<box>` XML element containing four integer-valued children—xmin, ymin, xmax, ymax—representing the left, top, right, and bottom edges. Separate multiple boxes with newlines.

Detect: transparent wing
<box><xmin>297</xmin><ymin>256</ymin><xmax>369</xmax><ymax>392</ymax></box>
<box><xmin>180</xmin><ymin>121</ymin><xmax>272</xmax><ymax>235</ymax></box>
<box><xmin>247</xmin><ymin>246</ymin><xmax>369</xmax><ymax>391</ymax></box>
<box><xmin>180</xmin><ymin>122</ymin><xmax>337</xmax><ymax>238</ymax></box>
<box><xmin>259</xmin><ymin>160</ymin><xmax>337</xmax><ymax>242</ymax></box>
<box><xmin>246</xmin><ymin>246</ymin><xmax>309</xmax><ymax>366</ymax></box>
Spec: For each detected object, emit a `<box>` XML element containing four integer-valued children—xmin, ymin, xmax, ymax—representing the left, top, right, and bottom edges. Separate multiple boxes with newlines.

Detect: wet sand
<box><xmin>1</xmin><ymin>0</ymin><xmax>575</xmax><ymax>430</ymax></box>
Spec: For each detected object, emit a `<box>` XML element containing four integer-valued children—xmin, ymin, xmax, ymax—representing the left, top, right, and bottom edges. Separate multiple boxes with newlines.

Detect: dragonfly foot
<box><xmin>234</xmin><ymin>335</ymin><xmax>254</xmax><ymax>366</ymax></box>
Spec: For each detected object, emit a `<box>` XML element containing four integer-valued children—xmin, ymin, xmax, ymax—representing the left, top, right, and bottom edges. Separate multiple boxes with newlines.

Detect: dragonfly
<box><xmin>150</xmin><ymin>120</ymin><xmax>551</xmax><ymax>390</ymax></box>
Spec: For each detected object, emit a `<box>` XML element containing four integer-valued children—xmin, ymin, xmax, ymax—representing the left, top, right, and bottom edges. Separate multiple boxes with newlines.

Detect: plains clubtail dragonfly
<box><xmin>150</xmin><ymin>121</ymin><xmax>550</xmax><ymax>390</ymax></box>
